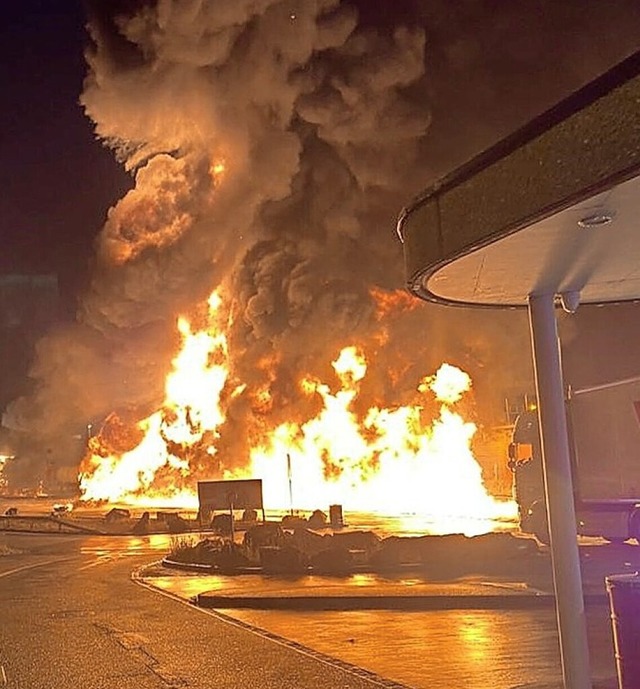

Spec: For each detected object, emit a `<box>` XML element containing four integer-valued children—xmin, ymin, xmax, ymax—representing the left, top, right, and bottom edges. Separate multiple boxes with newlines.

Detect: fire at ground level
<box><xmin>0</xmin><ymin>497</ymin><xmax>517</xmax><ymax>539</ymax></box>
<box><xmin>0</xmin><ymin>395</ymin><xmax>520</xmax><ymax>540</ymax></box>
<box><xmin>2</xmin><ymin>327</ymin><xmax>524</xmax><ymax>532</ymax></box>
<box><xmin>0</xmin><ymin>400</ymin><xmax>521</xmax><ymax>548</ymax></box>
<box><xmin>1</xmin><ymin>359</ymin><xmax>522</xmax><ymax>542</ymax></box>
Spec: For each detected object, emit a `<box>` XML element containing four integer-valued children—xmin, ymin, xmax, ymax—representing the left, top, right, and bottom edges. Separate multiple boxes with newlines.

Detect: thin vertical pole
<box><xmin>528</xmin><ymin>293</ymin><xmax>592</xmax><ymax>689</ymax></box>
<box><xmin>287</xmin><ymin>453</ymin><xmax>294</xmax><ymax>516</ymax></box>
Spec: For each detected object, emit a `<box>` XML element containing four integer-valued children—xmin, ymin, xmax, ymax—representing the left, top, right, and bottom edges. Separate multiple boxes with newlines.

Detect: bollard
<box><xmin>606</xmin><ymin>572</ymin><xmax>640</xmax><ymax>689</ymax></box>
<box><xmin>329</xmin><ymin>504</ymin><xmax>344</xmax><ymax>529</ymax></box>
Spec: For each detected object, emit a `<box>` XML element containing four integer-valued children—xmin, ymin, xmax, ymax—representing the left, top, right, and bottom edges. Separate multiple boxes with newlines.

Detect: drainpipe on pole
<box><xmin>528</xmin><ymin>292</ymin><xmax>591</xmax><ymax>689</ymax></box>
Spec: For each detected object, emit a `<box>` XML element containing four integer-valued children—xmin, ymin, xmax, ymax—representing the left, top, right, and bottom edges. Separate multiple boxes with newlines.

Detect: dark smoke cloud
<box><xmin>17</xmin><ymin>0</ymin><xmax>631</xmax><ymax>487</ymax></box>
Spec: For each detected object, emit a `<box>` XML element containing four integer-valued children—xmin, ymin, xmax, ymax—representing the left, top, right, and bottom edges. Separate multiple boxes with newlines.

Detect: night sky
<box><xmin>3</xmin><ymin>0</ymin><xmax>640</xmax><ymax>309</ymax></box>
<box><xmin>0</xmin><ymin>0</ymin><xmax>130</xmax><ymax>304</ymax></box>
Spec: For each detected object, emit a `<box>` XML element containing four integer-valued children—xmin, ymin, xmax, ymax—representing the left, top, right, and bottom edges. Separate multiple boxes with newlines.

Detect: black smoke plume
<box><xmin>3</xmin><ymin>0</ymin><xmax>541</xmax><ymax>490</ymax></box>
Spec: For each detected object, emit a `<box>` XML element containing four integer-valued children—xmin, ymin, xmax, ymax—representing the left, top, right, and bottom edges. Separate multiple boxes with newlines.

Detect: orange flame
<box><xmin>370</xmin><ymin>286</ymin><xmax>418</xmax><ymax>319</ymax></box>
<box><xmin>250</xmin><ymin>353</ymin><xmax>514</xmax><ymax>534</ymax></box>
<box><xmin>79</xmin><ymin>291</ymin><xmax>231</xmax><ymax>505</ymax></box>
<box><xmin>78</xmin><ymin>291</ymin><xmax>517</xmax><ymax>533</ymax></box>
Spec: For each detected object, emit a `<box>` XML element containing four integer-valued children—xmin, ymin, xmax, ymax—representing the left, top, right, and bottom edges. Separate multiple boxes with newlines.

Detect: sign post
<box><xmin>197</xmin><ymin>479</ymin><xmax>265</xmax><ymax>530</ymax></box>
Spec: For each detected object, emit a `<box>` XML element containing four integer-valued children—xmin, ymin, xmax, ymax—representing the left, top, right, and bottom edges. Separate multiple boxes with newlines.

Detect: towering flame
<box><xmin>79</xmin><ymin>291</ymin><xmax>517</xmax><ymax>534</ymax></box>
<box><xmin>79</xmin><ymin>290</ymin><xmax>234</xmax><ymax>505</ymax></box>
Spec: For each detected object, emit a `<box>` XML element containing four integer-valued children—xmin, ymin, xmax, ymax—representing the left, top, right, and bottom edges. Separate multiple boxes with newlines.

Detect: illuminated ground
<box><xmin>2</xmin><ymin>496</ymin><xmax>637</xmax><ymax>688</ymax></box>
<box><xmin>0</xmin><ymin>530</ymin><xmax>630</xmax><ymax>688</ymax></box>
<box><xmin>0</xmin><ymin>496</ymin><xmax>516</xmax><ymax>537</ymax></box>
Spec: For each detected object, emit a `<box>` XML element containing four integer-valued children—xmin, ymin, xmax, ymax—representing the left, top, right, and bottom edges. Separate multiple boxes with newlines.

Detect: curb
<box><xmin>162</xmin><ymin>558</ymin><xmax>610</xmax><ymax>611</ymax></box>
<box><xmin>194</xmin><ymin>591</ymin><xmax>608</xmax><ymax>611</ymax></box>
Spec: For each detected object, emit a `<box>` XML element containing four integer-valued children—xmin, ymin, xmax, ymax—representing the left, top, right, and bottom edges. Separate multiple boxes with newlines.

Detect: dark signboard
<box><xmin>197</xmin><ymin>479</ymin><xmax>263</xmax><ymax>513</ymax></box>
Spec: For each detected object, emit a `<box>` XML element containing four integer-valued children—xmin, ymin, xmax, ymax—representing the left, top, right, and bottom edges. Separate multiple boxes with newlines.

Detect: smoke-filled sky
<box><xmin>3</xmin><ymin>0</ymin><xmax>640</xmax><ymax>288</ymax></box>
<box><xmin>2</xmin><ymin>0</ymin><xmax>640</xmax><ymax>484</ymax></box>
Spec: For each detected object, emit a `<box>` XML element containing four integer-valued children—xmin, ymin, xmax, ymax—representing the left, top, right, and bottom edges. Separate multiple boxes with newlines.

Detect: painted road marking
<box><xmin>77</xmin><ymin>554</ymin><xmax>116</xmax><ymax>571</ymax></box>
<box><xmin>0</xmin><ymin>557</ymin><xmax>75</xmax><ymax>579</ymax></box>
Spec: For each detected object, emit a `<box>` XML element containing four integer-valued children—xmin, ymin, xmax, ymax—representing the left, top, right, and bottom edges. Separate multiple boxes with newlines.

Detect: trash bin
<box><xmin>606</xmin><ymin>572</ymin><xmax>640</xmax><ymax>689</ymax></box>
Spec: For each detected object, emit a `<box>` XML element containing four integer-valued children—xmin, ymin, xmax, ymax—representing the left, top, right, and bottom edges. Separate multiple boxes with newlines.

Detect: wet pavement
<box><xmin>1</xmin><ymin>533</ymin><xmax>404</xmax><ymax>689</ymax></box>
<box><xmin>138</xmin><ymin>539</ymin><xmax>640</xmax><ymax>689</ymax></box>
<box><xmin>214</xmin><ymin>607</ymin><xmax>617</xmax><ymax>689</ymax></box>
<box><xmin>140</xmin><ymin>572</ymin><xmax>614</xmax><ymax>688</ymax></box>
<box><xmin>151</xmin><ymin>569</ymin><xmax>559</xmax><ymax>609</ymax></box>
<box><xmin>1</xmin><ymin>515</ymin><xmax>637</xmax><ymax>688</ymax></box>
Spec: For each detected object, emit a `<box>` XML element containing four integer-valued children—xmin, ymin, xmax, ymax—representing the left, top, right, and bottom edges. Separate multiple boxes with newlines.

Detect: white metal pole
<box><xmin>528</xmin><ymin>293</ymin><xmax>592</xmax><ymax>689</ymax></box>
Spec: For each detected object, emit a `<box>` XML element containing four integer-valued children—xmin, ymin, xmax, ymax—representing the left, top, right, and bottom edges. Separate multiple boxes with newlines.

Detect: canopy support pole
<box><xmin>528</xmin><ymin>293</ymin><xmax>592</xmax><ymax>689</ymax></box>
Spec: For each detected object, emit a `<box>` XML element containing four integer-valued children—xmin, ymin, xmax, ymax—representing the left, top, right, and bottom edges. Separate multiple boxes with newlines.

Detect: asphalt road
<box><xmin>0</xmin><ymin>533</ymin><xmax>410</xmax><ymax>689</ymax></box>
<box><xmin>1</xmin><ymin>531</ymin><xmax>632</xmax><ymax>689</ymax></box>
<box><xmin>147</xmin><ymin>562</ymin><xmax>623</xmax><ymax>689</ymax></box>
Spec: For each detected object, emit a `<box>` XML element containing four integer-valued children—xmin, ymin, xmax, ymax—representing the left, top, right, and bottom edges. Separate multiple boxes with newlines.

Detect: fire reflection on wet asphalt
<box><xmin>140</xmin><ymin>567</ymin><xmax>616</xmax><ymax>689</ymax></box>
<box><xmin>218</xmin><ymin>607</ymin><xmax>613</xmax><ymax>689</ymax></box>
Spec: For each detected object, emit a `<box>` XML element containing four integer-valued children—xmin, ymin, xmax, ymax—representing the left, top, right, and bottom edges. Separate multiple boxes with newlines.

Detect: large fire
<box><xmin>78</xmin><ymin>289</ymin><xmax>517</xmax><ymax>535</ymax></box>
